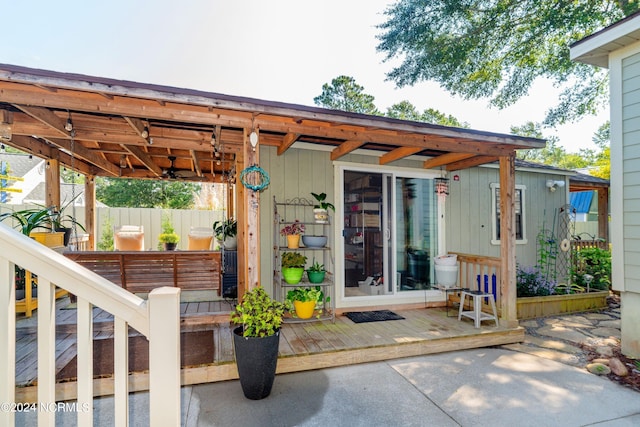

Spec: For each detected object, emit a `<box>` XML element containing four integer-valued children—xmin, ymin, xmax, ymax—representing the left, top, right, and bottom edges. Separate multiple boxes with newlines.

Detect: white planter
<box><xmin>313</xmin><ymin>208</ymin><xmax>329</xmax><ymax>224</ymax></box>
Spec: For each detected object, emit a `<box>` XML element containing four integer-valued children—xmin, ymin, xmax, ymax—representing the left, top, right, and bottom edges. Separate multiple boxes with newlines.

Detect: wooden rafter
<box><xmin>423</xmin><ymin>153</ymin><xmax>476</xmax><ymax>169</ymax></box>
<box><xmin>330</xmin><ymin>140</ymin><xmax>365</xmax><ymax>161</ymax></box>
<box><xmin>190</xmin><ymin>149</ymin><xmax>202</xmax><ymax>177</ymax></box>
<box><xmin>277</xmin><ymin>133</ymin><xmax>299</xmax><ymax>155</ymax></box>
<box><xmin>122</xmin><ymin>144</ymin><xmax>163</xmax><ymax>177</ymax></box>
<box><xmin>379</xmin><ymin>147</ymin><xmax>424</xmax><ymax>164</ymax></box>
<box><xmin>446</xmin><ymin>156</ymin><xmax>499</xmax><ymax>171</ymax></box>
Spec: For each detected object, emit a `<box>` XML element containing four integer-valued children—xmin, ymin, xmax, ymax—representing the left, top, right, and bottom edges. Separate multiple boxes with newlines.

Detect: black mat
<box><xmin>344</xmin><ymin>310</ymin><xmax>405</xmax><ymax>323</ymax></box>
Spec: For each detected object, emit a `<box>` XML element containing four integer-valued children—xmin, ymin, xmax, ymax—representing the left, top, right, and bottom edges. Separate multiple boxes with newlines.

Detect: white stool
<box><xmin>458</xmin><ymin>290</ymin><xmax>499</xmax><ymax>328</ymax></box>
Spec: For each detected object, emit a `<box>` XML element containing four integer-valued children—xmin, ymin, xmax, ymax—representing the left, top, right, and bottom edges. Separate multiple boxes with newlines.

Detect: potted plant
<box><xmin>158</xmin><ymin>213</ymin><xmax>180</xmax><ymax>250</ymax></box>
<box><xmin>0</xmin><ymin>207</ymin><xmax>64</xmax><ymax>247</ymax></box>
<box><xmin>280</xmin><ymin>219</ymin><xmax>305</xmax><ymax>249</ymax></box>
<box><xmin>306</xmin><ymin>259</ymin><xmax>326</xmax><ymax>284</ymax></box>
<box><xmin>285</xmin><ymin>285</ymin><xmax>328</xmax><ymax>319</ymax></box>
<box><xmin>213</xmin><ymin>218</ymin><xmax>237</xmax><ymax>250</ymax></box>
<box><xmin>311</xmin><ymin>192</ymin><xmax>334</xmax><ymax>224</ymax></box>
<box><xmin>230</xmin><ymin>287</ymin><xmax>286</xmax><ymax>400</ymax></box>
<box><xmin>48</xmin><ymin>196</ymin><xmax>86</xmax><ymax>246</ymax></box>
<box><xmin>281</xmin><ymin>251</ymin><xmax>307</xmax><ymax>284</ymax></box>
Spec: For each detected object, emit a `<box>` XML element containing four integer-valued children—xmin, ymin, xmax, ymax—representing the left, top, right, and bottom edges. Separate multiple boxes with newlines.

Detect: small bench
<box><xmin>64</xmin><ymin>251</ymin><xmax>222</xmax><ymax>295</ymax></box>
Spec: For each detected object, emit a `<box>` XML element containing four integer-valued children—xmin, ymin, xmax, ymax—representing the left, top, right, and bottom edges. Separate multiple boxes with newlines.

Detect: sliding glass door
<box><xmin>342</xmin><ymin>168</ymin><xmax>438</xmax><ymax>298</ymax></box>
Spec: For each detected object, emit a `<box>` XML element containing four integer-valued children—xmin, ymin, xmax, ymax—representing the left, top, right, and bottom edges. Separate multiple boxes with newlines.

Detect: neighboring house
<box><xmin>571</xmin><ymin>11</ymin><xmax>640</xmax><ymax>358</ymax></box>
<box><xmin>0</xmin><ymin>152</ymin><xmax>87</xmax><ymax>206</ymax></box>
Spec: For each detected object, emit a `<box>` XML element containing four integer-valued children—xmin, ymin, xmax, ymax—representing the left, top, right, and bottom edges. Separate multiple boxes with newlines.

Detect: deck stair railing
<box><xmin>449</xmin><ymin>252</ymin><xmax>502</xmax><ymax>316</ymax></box>
<box><xmin>0</xmin><ymin>224</ymin><xmax>181</xmax><ymax>427</ymax></box>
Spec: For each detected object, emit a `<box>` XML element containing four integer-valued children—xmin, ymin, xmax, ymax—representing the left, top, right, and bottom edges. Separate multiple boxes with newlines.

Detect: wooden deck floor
<box><xmin>14</xmin><ymin>295</ymin><xmax>524</xmax><ymax>402</ymax></box>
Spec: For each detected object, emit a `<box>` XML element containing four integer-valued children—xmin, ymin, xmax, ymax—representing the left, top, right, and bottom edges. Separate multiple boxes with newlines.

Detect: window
<box><xmin>490</xmin><ymin>183</ymin><xmax>527</xmax><ymax>245</ymax></box>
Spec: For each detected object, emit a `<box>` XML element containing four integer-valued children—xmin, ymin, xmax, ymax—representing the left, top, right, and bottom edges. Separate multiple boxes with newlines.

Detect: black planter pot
<box><xmin>55</xmin><ymin>227</ymin><xmax>72</xmax><ymax>247</ymax></box>
<box><xmin>163</xmin><ymin>242</ymin><xmax>177</xmax><ymax>251</ymax></box>
<box><xmin>232</xmin><ymin>326</ymin><xmax>280</xmax><ymax>400</ymax></box>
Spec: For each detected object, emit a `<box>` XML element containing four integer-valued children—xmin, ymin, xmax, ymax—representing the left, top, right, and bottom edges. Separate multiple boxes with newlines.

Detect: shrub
<box><xmin>572</xmin><ymin>247</ymin><xmax>611</xmax><ymax>291</ymax></box>
<box><xmin>516</xmin><ymin>265</ymin><xmax>557</xmax><ymax>297</ymax></box>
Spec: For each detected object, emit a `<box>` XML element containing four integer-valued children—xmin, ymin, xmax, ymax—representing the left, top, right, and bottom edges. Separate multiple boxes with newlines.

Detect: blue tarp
<box><xmin>570</xmin><ymin>191</ymin><xmax>594</xmax><ymax>214</ymax></box>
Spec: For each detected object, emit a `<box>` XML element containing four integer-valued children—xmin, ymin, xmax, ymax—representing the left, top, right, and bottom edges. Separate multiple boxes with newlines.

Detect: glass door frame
<box><xmin>334</xmin><ymin>162</ymin><xmax>445</xmax><ymax>309</ymax></box>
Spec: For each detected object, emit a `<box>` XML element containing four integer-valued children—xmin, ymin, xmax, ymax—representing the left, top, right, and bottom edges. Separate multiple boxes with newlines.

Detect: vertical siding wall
<box><xmin>0</xmin><ymin>204</ymin><xmax>221</xmax><ymax>251</ymax></box>
<box><xmin>446</xmin><ymin>166</ymin><xmax>568</xmax><ymax>268</ymax></box>
<box><xmin>621</xmin><ymin>52</ymin><xmax>640</xmax><ymax>293</ymax></box>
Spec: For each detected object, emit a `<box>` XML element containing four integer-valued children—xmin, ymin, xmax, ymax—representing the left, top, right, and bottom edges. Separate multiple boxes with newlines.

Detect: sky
<box><xmin>2</xmin><ymin>0</ymin><xmax>609</xmax><ymax>152</ymax></box>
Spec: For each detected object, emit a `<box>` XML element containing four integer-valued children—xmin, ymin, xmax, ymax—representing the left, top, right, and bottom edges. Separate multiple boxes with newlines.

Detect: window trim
<box><xmin>490</xmin><ymin>183</ymin><xmax>528</xmax><ymax>245</ymax></box>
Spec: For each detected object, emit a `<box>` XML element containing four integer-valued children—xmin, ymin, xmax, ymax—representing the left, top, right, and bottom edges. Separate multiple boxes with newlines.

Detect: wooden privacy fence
<box><xmin>449</xmin><ymin>252</ymin><xmax>502</xmax><ymax>316</ymax></box>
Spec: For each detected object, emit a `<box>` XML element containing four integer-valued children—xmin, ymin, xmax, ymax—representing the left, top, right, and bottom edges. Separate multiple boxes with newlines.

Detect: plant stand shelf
<box><xmin>274</xmin><ymin>196</ymin><xmax>335</xmax><ymax>323</ymax></box>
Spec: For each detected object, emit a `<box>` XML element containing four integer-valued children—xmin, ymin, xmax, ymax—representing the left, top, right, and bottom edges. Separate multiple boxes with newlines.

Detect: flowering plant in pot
<box><xmin>230</xmin><ymin>287</ymin><xmax>286</xmax><ymax>400</ymax></box>
<box><xmin>281</xmin><ymin>251</ymin><xmax>307</xmax><ymax>284</ymax></box>
<box><xmin>280</xmin><ymin>219</ymin><xmax>305</xmax><ymax>248</ymax></box>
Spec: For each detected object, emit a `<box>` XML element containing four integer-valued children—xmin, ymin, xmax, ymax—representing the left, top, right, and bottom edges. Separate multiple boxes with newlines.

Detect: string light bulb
<box><xmin>141</xmin><ymin>126</ymin><xmax>149</xmax><ymax>139</ymax></box>
<box><xmin>249</xmin><ymin>131</ymin><xmax>258</xmax><ymax>150</ymax></box>
<box><xmin>64</xmin><ymin>118</ymin><xmax>73</xmax><ymax>132</ymax></box>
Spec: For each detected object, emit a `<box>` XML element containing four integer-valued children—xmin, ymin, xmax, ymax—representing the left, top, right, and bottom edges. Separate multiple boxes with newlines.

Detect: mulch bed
<box><xmin>57</xmin><ymin>330</ymin><xmax>214</xmax><ymax>381</ymax></box>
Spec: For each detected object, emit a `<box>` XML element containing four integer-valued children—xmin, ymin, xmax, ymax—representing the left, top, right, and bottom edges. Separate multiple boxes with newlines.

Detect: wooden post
<box><xmin>85</xmin><ymin>175</ymin><xmax>96</xmax><ymax>250</ymax></box>
<box><xmin>598</xmin><ymin>187</ymin><xmax>609</xmax><ymax>243</ymax></box>
<box><xmin>499</xmin><ymin>154</ymin><xmax>518</xmax><ymax>327</ymax></box>
<box><xmin>237</xmin><ymin>128</ymin><xmax>260</xmax><ymax>296</ymax></box>
<box><xmin>45</xmin><ymin>157</ymin><xmax>61</xmax><ymax>210</ymax></box>
<box><xmin>0</xmin><ymin>258</ymin><xmax>16</xmax><ymax>427</ymax></box>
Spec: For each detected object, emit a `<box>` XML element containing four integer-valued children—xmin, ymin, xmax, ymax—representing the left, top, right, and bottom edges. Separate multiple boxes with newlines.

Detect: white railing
<box><xmin>0</xmin><ymin>224</ymin><xmax>181</xmax><ymax>427</ymax></box>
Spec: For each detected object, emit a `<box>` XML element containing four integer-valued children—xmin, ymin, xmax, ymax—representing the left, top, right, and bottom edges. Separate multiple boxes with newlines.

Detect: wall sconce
<box><xmin>434</xmin><ymin>177</ymin><xmax>449</xmax><ymax>196</ymax></box>
<box><xmin>546</xmin><ymin>179</ymin><xmax>565</xmax><ymax>192</ymax></box>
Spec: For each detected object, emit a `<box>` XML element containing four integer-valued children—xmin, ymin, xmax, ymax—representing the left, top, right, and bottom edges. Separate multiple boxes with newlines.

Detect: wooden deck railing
<box><xmin>1</xmin><ymin>224</ymin><xmax>181</xmax><ymax>426</ymax></box>
<box><xmin>449</xmin><ymin>252</ymin><xmax>502</xmax><ymax>316</ymax></box>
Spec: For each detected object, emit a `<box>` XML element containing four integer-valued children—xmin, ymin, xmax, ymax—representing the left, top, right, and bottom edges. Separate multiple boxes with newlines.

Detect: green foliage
<box><xmin>311</xmin><ymin>192</ymin><xmax>334</xmax><ymax>211</ymax></box>
<box><xmin>230</xmin><ymin>287</ymin><xmax>285</xmax><ymax>338</ymax></box>
<box><xmin>285</xmin><ymin>286</ymin><xmax>329</xmax><ymax>318</ymax></box>
<box><xmin>376</xmin><ymin>0</ymin><xmax>634</xmax><ymax>126</ymax></box>
<box><xmin>97</xmin><ymin>216</ymin><xmax>114</xmax><ymax>251</ymax></box>
<box><xmin>213</xmin><ymin>218</ymin><xmax>237</xmax><ymax>240</ymax></box>
<box><xmin>281</xmin><ymin>252</ymin><xmax>307</xmax><ymax>268</ymax></box>
<box><xmin>572</xmin><ymin>247</ymin><xmax>611</xmax><ymax>291</ymax></box>
<box><xmin>313</xmin><ymin>75</ymin><xmax>380</xmax><ymax>115</ymax></box>
<box><xmin>385</xmin><ymin>101</ymin><xmax>469</xmax><ymax>127</ymax></box>
<box><xmin>536</xmin><ymin>229</ymin><xmax>558</xmax><ymax>283</ymax></box>
<box><xmin>0</xmin><ymin>207</ymin><xmax>54</xmax><ymax>235</ymax></box>
<box><xmin>158</xmin><ymin>212</ymin><xmax>179</xmax><ymax>245</ymax></box>
<box><xmin>307</xmin><ymin>259</ymin><xmax>325</xmax><ymax>273</ymax></box>
<box><xmin>96</xmin><ymin>177</ymin><xmax>198</xmax><ymax>209</ymax></box>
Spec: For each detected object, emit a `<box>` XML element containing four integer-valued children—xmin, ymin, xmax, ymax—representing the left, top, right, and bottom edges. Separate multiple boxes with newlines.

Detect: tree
<box><xmin>386</xmin><ymin>101</ymin><xmax>469</xmax><ymax>127</ymax></box>
<box><xmin>377</xmin><ymin>1</ymin><xmax>637</xmax><ymax>126</ymax></box>
<box><xmin>96</xmin><ymin>178</ymin><xmax>198</xmax><ymax>209</ymax></box>
<box><xmin>591</xmin><ymin>122</ymin><xmax>611</xmax><ymax>179</ymax></box>
<box><xmin>313</xmin><ymin>75</ymin><xmax>380</xmax><ymax>114</ymax></box>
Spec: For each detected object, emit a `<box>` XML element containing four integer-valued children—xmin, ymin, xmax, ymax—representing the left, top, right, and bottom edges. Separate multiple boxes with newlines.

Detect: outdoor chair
<box><xmin>188</xmin><ymin>226</ymin><xmax>214</xmax><ymax>250</ymax></box>
<box><xmin>114</xmin><ymin>225</ymin><xmax>145</xmax><ymax>251</ymax></box>
<box><xmin>458</xmin><ymin>289</ymin><xmax>499</xmax><ymax>328</ymax></box>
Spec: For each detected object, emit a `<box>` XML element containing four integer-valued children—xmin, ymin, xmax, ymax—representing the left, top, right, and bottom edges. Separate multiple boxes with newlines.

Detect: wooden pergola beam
<box><xmin>46</xmin><ymin>137</ymin><xmax>121</xmax><ymax>176</ymax></box>
<box><xmin>423</xmin><ymin>153</ymin><xmax>475</xmax><ymax>169</ymax></box>
<box><xmin>122</xmin><ymin>144</ymin><xmax>163</xmax><ymax>177</ymax></box>
<box><xmin>12</xmin><ymin>105</ymin><xmax>70</xmax><ymax>138</ymax></box>
<box><xmin>276</xmin><ymin>133</ymin><xmax>299</xmax><ymax>155</ymax></box>
<box><xmin>330</xmin><ymin>140</ymin><xmax>365</xmax><ymax>161</ymax></box>
<box><xmin>379</xmin><ymin>147</ymin><xmax>423</xmax><ymax>165</ymax></box>
<box><xmin>446</xmin><ymin>156</ymin><xmax>499</xmax><ymax>171</ymax></box>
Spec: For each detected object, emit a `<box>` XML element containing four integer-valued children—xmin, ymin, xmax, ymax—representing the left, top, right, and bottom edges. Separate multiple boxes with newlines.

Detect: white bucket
<box><xmin>435</xmin><ymin>264</ymin><xmax>458</xmax><ymax>288</ymax></box>
<box><xmin>434</xmin><ymin>254</ymin><xmax>457</xmax><ymax>266</ymax></box>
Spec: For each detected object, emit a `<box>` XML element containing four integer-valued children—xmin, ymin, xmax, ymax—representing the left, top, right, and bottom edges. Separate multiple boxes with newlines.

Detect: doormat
<box><xmin>344</xmin><ymin>310</ymin><xmax>405</xmax><ymax>324</ymax></box>
<box><xmin>56</xmin><ymin>330</ymin><xmax>214</xmax><ymax>381</ymax></box>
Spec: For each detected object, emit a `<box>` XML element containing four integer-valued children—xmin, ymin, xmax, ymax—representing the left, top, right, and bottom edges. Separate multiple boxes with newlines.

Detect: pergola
<box><xmin>0</xmin><ymin>64</ymin><xmax>545</xmax><ymax>325</ymax></box>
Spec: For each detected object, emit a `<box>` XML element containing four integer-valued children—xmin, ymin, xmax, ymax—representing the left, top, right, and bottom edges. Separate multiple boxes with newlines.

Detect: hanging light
<box><xmin>434</xmin><ymin>177</ymin><xmax>449</xmax><ymax>196</ymax></box>
<box><xmin>64</xmin><ymin>117</ymin><xmax>74</xmax><ymax>132</ymax></box>
<box><xmin>0</xmin><ymin>143</ymin><xmax>5</xmax><ymax>153</ymax></box>
<box><xmin>249</xmin><ymin>131</ymin><xmax>258</xmax><ymax>150</ymax></box>
<box><xmin>141</xmin><ymin>125</ymin><xmax>149</xmax><ymax>139</ymax></box>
